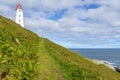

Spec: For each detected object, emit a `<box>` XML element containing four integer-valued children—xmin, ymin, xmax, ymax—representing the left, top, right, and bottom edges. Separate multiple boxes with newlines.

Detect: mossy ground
<box><xmin>0</xmin><ymin>16</ymin><xmax>120</xmax><ymax>80</ymax></box>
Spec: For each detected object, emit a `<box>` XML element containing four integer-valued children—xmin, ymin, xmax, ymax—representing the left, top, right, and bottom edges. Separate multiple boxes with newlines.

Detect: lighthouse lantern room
<box><xmin>15</xmin><ymin>4</ymin><xmax>24</xmax><ymax>27</ymax></box>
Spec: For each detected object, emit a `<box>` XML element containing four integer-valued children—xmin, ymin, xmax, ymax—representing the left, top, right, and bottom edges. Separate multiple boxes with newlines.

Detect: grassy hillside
<box><xmin>0</xmin><ymin>16</ymin><xmax>40</xmax><ymax>80</ymax></box>
<box><xmin>44</xmin><ymin>39</ymin><xmax>120</xmax><ymax>80</ymax></box>
<box><xmin>0</xmin><ymin>16</ymin><xmax>120</xmax><ymax>80</ymax></box>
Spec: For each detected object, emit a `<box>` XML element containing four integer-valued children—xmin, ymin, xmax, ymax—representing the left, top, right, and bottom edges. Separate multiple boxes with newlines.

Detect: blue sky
<box><xmin>0</xmin><ymin>0</ymin><xmax>120</xmax><ymax>48</ymax></box>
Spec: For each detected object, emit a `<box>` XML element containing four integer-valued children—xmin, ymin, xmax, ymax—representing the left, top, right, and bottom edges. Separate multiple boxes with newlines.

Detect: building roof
<box><xmin>16</xmin><ymin>4</ymin><xmax>22</xmax><ymax>9</ymax></box>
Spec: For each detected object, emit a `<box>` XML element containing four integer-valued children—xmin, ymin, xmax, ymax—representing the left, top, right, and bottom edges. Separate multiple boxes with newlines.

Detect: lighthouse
<box><xmin>15</xmin><ymin>4</ymin><xmax>24</xmax><ymax>27</ymax></box>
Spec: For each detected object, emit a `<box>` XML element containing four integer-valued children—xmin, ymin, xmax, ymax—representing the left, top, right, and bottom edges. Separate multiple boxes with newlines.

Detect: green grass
<box><xmin>44</xmin><ymin>39</ymin><xmax>120</xmax><ymax>80</ymax></box>
<box><xmin>0</xmin><ymin>15</ymin><xmax>120</xmax><ymax>80</ymax></box>
<box><xmin>0</xmin><ymin>16</ymin><xmax>39</xmax><ymax>80</ymax></box>
<box><xmin>36</xmin><ymin>39</ymin><xmax>64</xmax><ymax>80</ymax></box>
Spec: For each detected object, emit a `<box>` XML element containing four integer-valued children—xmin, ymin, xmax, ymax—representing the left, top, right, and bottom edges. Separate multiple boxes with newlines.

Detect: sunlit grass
<box><xmin>44</xmin><ymin>39</ymin><xmax>120</xmax><ymax>80</ymax></box>
<box><xmin>0</xmin><ymin>16</ymin><xmax>39</xmax><ymax>80</ymax></box>
<box><xmin>0</xmin><ymin>15</ymin><xmax>120</xmax><ymax>80</ymax></box>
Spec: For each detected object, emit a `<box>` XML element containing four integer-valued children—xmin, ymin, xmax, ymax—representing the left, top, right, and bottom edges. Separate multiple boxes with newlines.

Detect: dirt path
<box><xmin>36</xmin><ymin>39</ymin><xmax>64</xmax><ymax>80</ymax></box>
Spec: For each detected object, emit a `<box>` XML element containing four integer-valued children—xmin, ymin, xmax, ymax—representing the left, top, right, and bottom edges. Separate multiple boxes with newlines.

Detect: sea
<box><xmin>70</xmin><ymin>48</ymin><xmax>120</xmax><ymax>66</ymax></box>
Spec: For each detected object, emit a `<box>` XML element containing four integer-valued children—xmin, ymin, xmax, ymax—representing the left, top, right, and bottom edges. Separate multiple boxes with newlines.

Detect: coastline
<box><xmin>91</xmin><ymin>59</ymin><xmax>115</xmax><ymax>71</ymax></box>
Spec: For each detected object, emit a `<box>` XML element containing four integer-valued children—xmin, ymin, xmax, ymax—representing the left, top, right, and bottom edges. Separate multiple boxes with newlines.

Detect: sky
<box><xmin>0</xmin><ymin>0</ymin><xmax>120</xmax><ymax>48</ymax></box>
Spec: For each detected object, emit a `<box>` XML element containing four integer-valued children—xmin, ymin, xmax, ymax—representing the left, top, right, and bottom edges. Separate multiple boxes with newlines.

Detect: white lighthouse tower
<box><xmin>15</xmin><ymin>4</ymin><xmax>24</xmax><ymax>27</ymax></box>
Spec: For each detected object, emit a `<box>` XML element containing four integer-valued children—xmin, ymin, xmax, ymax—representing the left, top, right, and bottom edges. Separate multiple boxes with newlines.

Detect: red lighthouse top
<box><xmin>16</xmin><ymin>4</ymin><xmax>22</xmax><ymax>9</ymax></box>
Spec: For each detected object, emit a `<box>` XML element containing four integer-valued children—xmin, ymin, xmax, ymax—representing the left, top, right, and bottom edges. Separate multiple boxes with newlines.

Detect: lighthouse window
<box><xmin>19</xmin><ymin>20</ymin><xmax>21</xmax><ymax>22</ymax></box>
<box><xmin>19</xmin><ymin>15</ymin><xmax>21</xmax><ymax>17</ymax></box>
<box><xmin>19</xmin><ymin>10</ymin><xmax>20</xmax><ymax>12</ymax></box>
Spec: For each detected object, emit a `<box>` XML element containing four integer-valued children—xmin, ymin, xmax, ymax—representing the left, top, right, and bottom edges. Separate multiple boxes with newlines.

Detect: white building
<box><xmin>15</xmin><ymin>4</ymin><xmax>24</xmax><ymax>27</ymax></box>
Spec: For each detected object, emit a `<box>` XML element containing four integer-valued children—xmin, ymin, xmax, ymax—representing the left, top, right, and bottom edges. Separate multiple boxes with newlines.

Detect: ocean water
<box><xmin>70</xmin><ymin>48</ymin><xmax>120</xmax><ymax>66</ymax></box>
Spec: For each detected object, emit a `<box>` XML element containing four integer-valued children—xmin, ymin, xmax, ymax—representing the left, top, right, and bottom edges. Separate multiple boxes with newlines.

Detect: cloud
<box><xmin>0</xmin><ymin>4</ymin><xmax>15</xmax><ymax>19</ymax></box>
<box><xmin>0</xmin><ymin>0</ymin><xmax>120</xmax><ymax>48</ymax></box>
